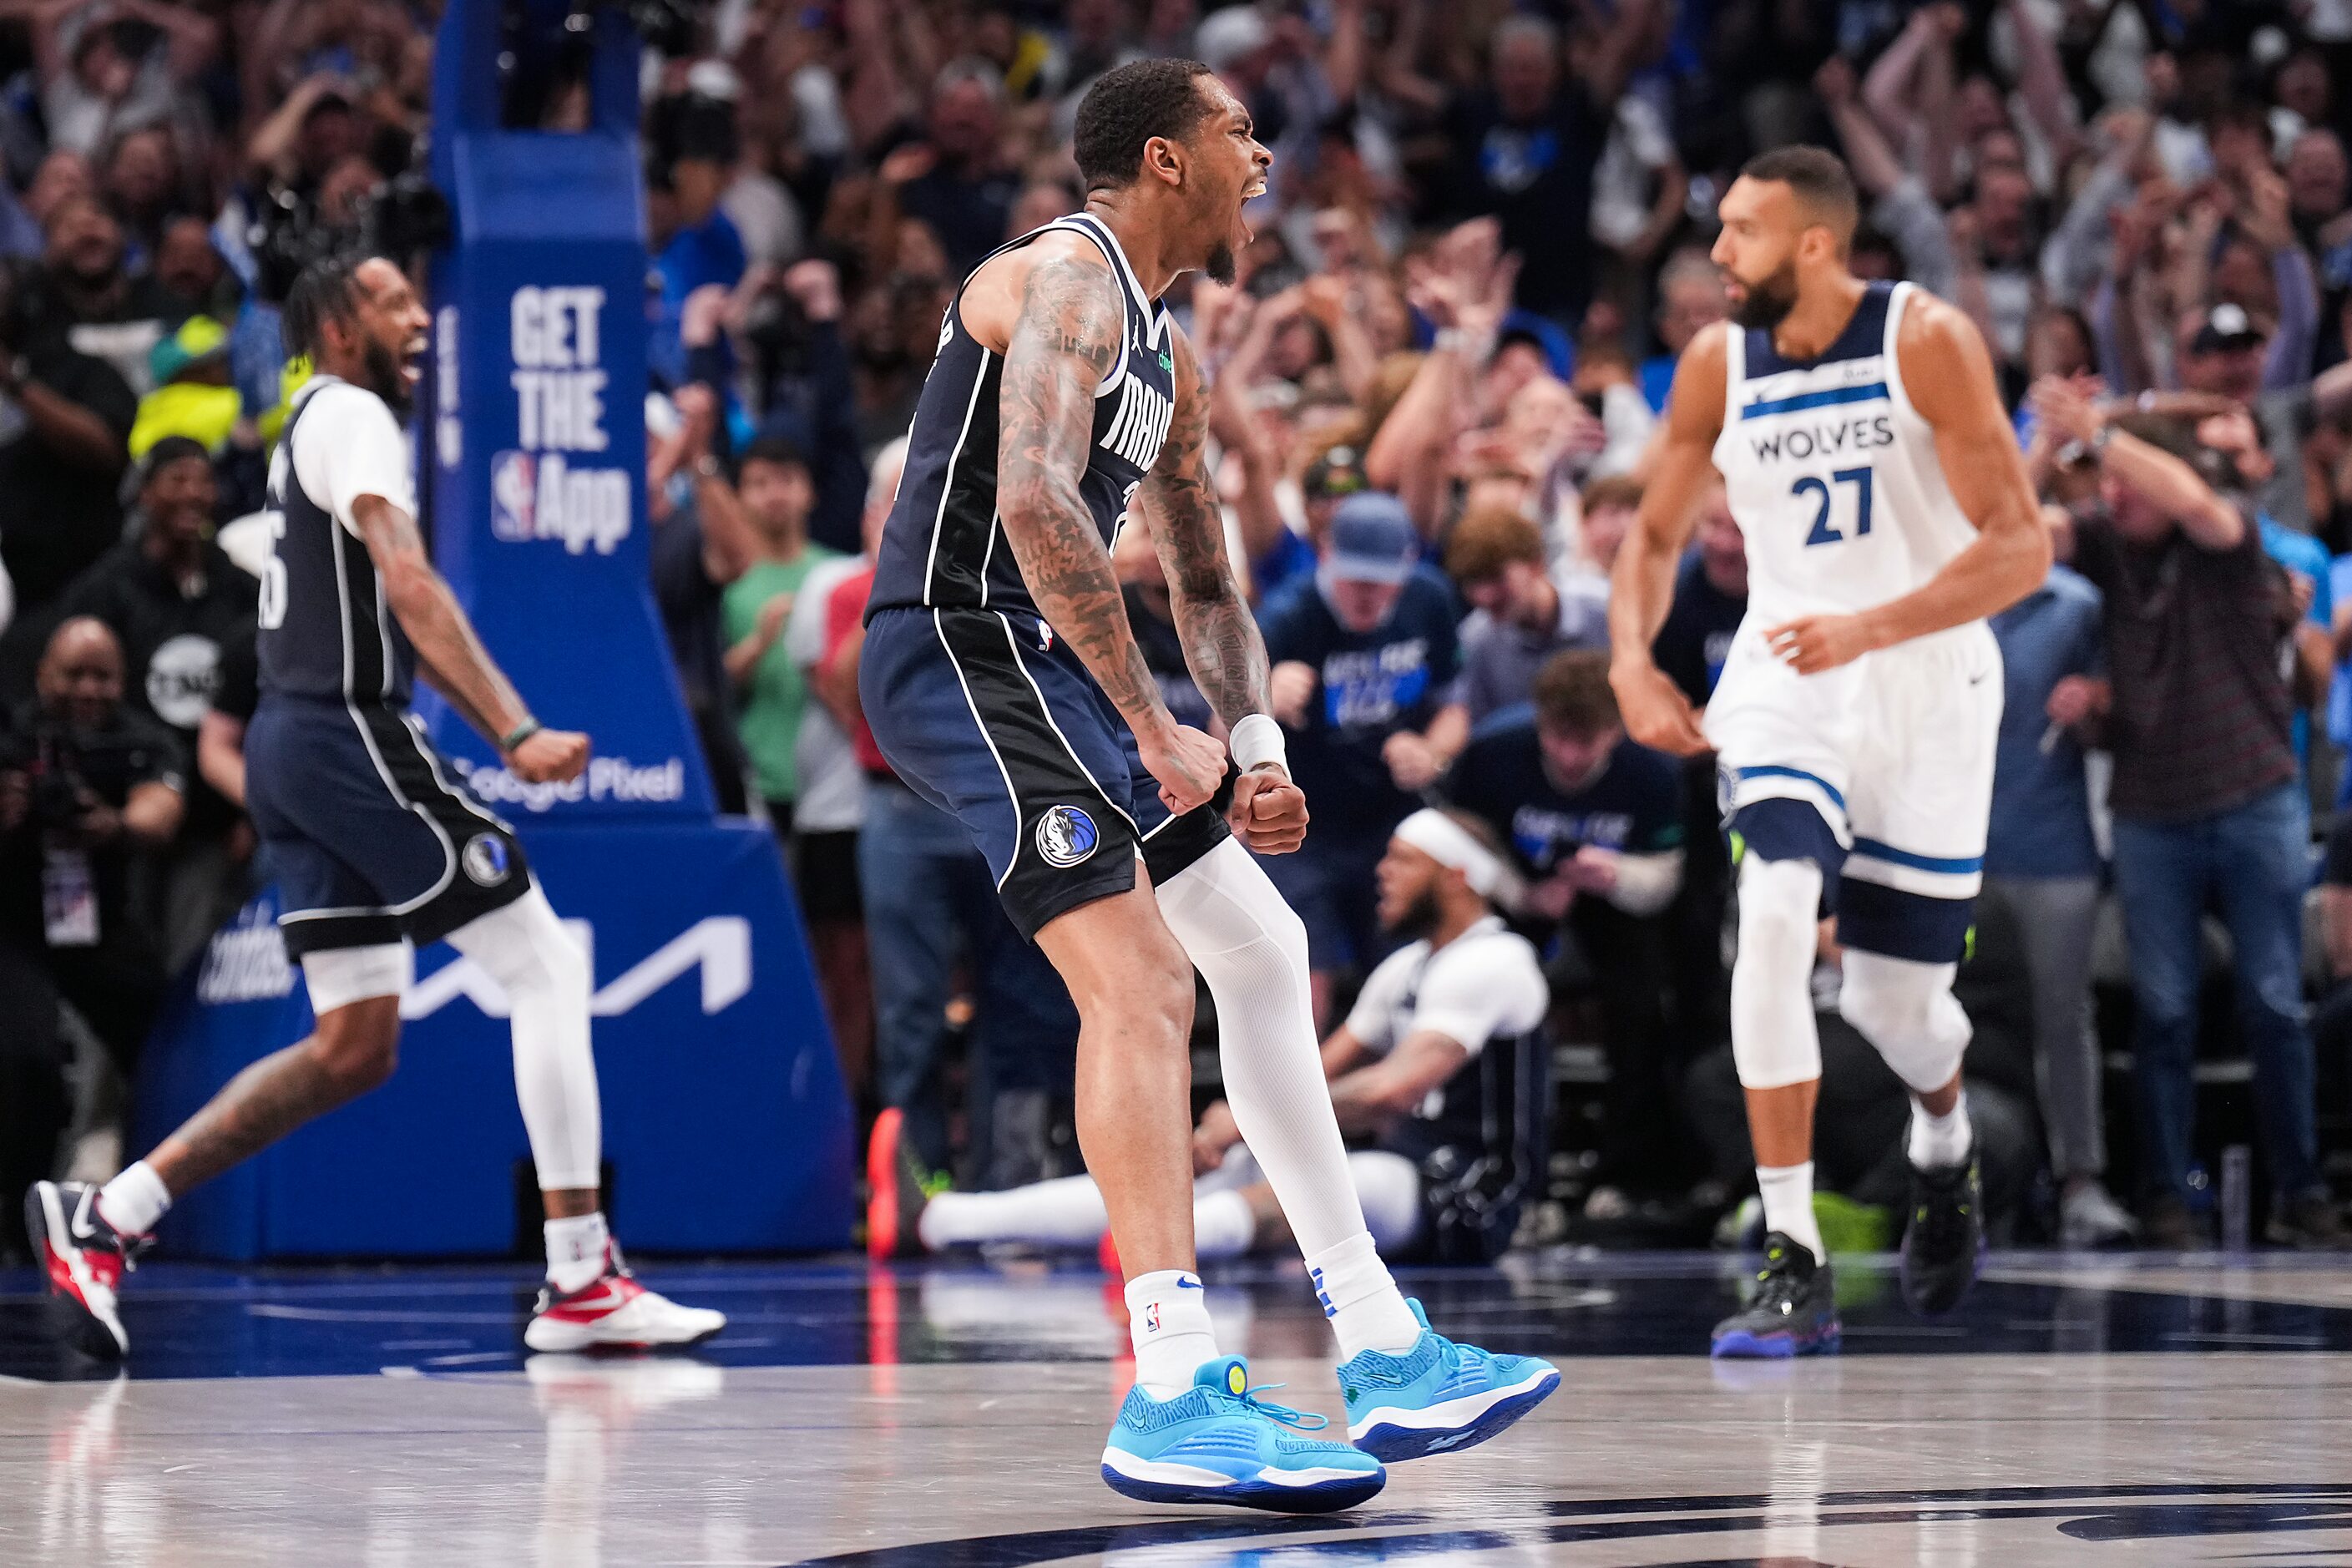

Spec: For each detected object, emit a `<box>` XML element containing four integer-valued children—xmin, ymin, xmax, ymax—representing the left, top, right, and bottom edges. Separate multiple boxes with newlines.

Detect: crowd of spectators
<box><xmin>8</xmin><ymin>0</ymin><xmax>2352</xmax><ymax>1260</ymax></box>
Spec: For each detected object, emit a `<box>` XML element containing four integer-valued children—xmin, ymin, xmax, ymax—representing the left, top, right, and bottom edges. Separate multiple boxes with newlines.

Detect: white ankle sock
<box><xmin>544</xmin><ymin>1212</ymin><xmax>610</xmax><ymax>1293</ymax></box>
<box><xmin>917</xmin><ymin>1176</ymin><xmax>1110</xmax><ymax>1251</ymax></box>
<box><xmin>1125</xmin><ymin>1270</ymin><xmax>1217</xmax><ymax>1398</ymax></box>
<box><xmin>98</xmin><ymin>1161</ymin><xmax>170</xmax><ymax>1237</ymax></box>
<box><xmin>1908</xmin><ymin>1095</ymin><xmax>1973</xmax><ymax>1170</ymax></box>
<box><xmin>1758</xmin><ymin>1162</ymin><xmax>1825</xmax><ymax>1263</ymax></box>
<box><xmin>1303</xmin><ymin>1231</ymin><xmax>1421</xmax><ymax>1358</ymax></box>
<box><xmin>1192</xmin><ymin>1190</ymin><xmax>1257</xmax><ymax>1261</ymax></box>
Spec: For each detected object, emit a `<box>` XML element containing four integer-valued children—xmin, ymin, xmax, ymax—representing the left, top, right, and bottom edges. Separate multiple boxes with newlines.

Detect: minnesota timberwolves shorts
<box><xmin>245</xmin><ymin>695</ymin><xmax>532</xmax><ymax>956</ymax></box>
<box><xmin>860</xmin><ymin>604</ymin><xmax>1230</xmax><ymax>938</ymax></box>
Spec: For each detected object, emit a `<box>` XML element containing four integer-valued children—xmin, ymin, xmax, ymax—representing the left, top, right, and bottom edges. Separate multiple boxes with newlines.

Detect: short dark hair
<box><xmin>139</xmin><ymin>435</ymin><xmax>211</xmax><ymax>485</ymax></box>
<box><xmin>1738</xmin><ymin>145</ymin><xmax>1859</xmax><ymax>250</ymax></box>
<box><xmin>1073</xmin><ymin>58</ymin><xmax>1216</xmax><ymax>191</ymax></box>
<box><xmin>739</xmin><ymin>433</ymin><xmax>810</xmax><ymax>473</ymax></box>
<box><xmin>1533</xmin><ymin>650</ymin><xmax>1621</xmax><ymax>738</ymax></box>
<box><xmin>281</xmin><ymin>250</ymin><xmax>375</xmax><ymax>362</ymax></box>
<box><xmin>1444</xmin><ymin>504</ymin><xmax>1545</xmax><ymax>583</ymax></box>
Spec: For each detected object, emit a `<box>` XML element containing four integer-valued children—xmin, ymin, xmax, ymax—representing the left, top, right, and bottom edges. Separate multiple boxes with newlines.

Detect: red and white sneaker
<box><xmin>25</xmin><ymin>1181</ymin><xmax>146</xmax><ymax>1359</ymax></box>
<box><xmin>524</xmin><ymin>1243</ymin><xmax>726</xmax><ymax>1353</ymax></box>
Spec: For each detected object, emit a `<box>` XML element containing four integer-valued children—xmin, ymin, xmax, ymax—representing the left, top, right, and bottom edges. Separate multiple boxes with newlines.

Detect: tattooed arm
<box><xmin>1133</xmin><ymin>327</ymin><xmax>1268</xmax><ymax>730</ymax></box>
<box><xmin>1134</xmin><ymin>326</ymin><xmax>1310</xmax><ymax>852</ymax></box>
<box><xmin>994</xmin><ymin>242</ymin><xmax>1223</xmax><ymax>812</ymax></box>
<box><xmin>352</xmin><ymin>493</ymin><xmax>589</xmax><ymax>786</ymax></box>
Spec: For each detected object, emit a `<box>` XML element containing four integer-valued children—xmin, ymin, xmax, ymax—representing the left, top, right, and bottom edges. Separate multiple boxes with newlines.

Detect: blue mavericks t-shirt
<box><xmin>1260</xmin><ymin>568</ymin><xmax>1461</xmax><ymax>840</ymax></box>
<box><xmin>1444</xmin><ymin>707</ymin><xmax>1686</xmax><ymax>874</ymax></box>
<box><xmin>1652</xmin><ymin>553</ymin><xmax>1747</xmax><ymax>705</ymax></box>
<box><xmin>2259</xmin><ymin>513</ymin><xmax>2331</xmax><ymax>771</ymax></box>
<box><xmin>1985</xmin><ymin>564</ymin><xmax>2102</xmax><ymax>880</ymax></box>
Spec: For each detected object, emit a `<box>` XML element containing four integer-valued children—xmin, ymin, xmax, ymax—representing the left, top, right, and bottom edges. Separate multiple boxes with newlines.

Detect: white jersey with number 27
<box><xmin>1712</xmin><ymin>281</ymin><xmax>1977</xmax><ymax>625</ymax></box>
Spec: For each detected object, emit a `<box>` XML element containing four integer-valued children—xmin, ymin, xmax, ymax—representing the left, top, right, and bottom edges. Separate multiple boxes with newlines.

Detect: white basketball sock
<box><xmin>1156</xmin><ymin>839</ymin><xmax>1416</xmax><ymax>1349</ymax></box>
<box><xmin>1909</xmin><ymin>1094</ymin><xmax>1974</xmax><ymax>1170</ymax></box>
<box><xmin>1758</xmin><ymin>1162</ymin><xmax>1825</xmax><ymax>1263</ymax></box>
<box><xmin>1192</xmin><ymin>1189</ymin><xmax>1257</xmax><ymax>1260</ymax></box>
<box><xmin>1126</xmin><ymin>1269</ymin><xmax>1218</xmax><ymax>1398</ymax></box>
<box><xmin>1304</xmin><ymin>1231</ymin><xmax>1423</xmax><ymax>1358</ymax></box>
<box><xmin>544</xmin><ymin>1211</ymin><xmax>609</xmax><ymax>1292</ymax></box>
<box><xmin>98</xmin><ymin>1160</ymin><xmax>170</xmax><ymax>1237</ymax></box>
<box><xmin>447</xmin><ymin>886</ymin><xmax>601</xmax><ymax>1193</ymax></box>
<box><xmin>917</xmin><ymin>1176</ymin><xmax>1110</xmax><ymax>1250</ymax></box>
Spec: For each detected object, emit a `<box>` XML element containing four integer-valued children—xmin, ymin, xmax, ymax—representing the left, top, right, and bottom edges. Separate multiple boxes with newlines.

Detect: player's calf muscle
<box><xmin>149</xmin><ymin>1003</ymin><xmax>400</xmax><ymax>1192</ymax></box>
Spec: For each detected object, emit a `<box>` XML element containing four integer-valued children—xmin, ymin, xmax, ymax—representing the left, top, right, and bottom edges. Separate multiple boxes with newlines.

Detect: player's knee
<box><xmin>311</xmin><ymin>999</ymin><xmax>400</xmax><ymax>1098</ymax></box>
<box><xmin>1839</xmin><ymin>951</ymin><xmax>1969</xmax><ymax>1093</ymax></box>
<box><xmin>1735</xmin><ymin>857</ymin><xmax>1823</xmax><ymax>975</ymax></box>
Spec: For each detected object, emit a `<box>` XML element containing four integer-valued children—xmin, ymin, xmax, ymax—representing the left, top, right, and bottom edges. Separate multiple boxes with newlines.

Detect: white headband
<box><xmin>1393</xmin><ymin>809</ymin><xmax>1507</xmax><ymax>898</ymax></box>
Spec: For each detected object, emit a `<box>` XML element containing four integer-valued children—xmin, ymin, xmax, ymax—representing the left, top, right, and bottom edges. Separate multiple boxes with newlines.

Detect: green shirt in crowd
<box><xmin>724</xmin><ymin>548</ymin><xmax>841</xmax><ymax>805</ymax></box>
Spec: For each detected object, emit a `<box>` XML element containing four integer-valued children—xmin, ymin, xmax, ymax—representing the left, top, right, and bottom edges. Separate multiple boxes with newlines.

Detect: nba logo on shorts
<box><xmin>462</xmin><ymin>833</ymin><xmax>511</xmax><ymax>887</ymax></box>
<box><xmin>1035</xmin><ymin>805</ymin><xmax>1098</xmax><ymax>867</ymax></box>
<box><xmin>489</xmin><ymin>451</ymin><xmax>536</xmax><ymax>542</ymax></box>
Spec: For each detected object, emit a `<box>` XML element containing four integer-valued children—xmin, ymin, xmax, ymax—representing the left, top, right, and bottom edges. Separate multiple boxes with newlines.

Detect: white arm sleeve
<box><xmin>290</xmin><ymin>385</ymin><xmax>416</xmax><ymax>536</ymax></box>
<box><xmin>1408</xmin><ymin>934</ymin><xmax>1549</xmax><ymax>1061</ymax></box>
<box><xmin>1599</xmin><ymin>848</ymin><xmax>1685</xmax><ymax>918</ymax></box>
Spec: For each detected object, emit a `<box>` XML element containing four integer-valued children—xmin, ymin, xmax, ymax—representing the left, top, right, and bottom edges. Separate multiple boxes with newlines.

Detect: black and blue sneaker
<box><xmin>1899</xmin><ymin>1152</ymin><xmax>1985</xmax><ymax>1315</ymax></box>
<box><xmin>1711</xmin><ymin>1232</ymin><xmax>1839</xmax><ymax>1359</ymax></box>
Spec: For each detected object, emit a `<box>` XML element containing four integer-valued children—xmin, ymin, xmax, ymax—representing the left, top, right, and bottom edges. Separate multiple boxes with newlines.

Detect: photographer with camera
<box><xmin>0</xmin><ymin>616</ymin><xmax>183</xmax><ymax>1233</ymax></box>
<box><xmin>0</xmin><ymin>262</ymin><xmax>138</xmax><ymax>691</ymax></box>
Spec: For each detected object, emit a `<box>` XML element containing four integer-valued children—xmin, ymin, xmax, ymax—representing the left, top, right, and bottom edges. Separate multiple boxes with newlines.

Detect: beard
<box><xmin>363</xmin><ymin>336</ymin><xmax>414</xmax><ymax>415</ymax></box>
<box><xmin>1729</xmin><ymin>262</ymin><xmax>1800</xmax><ymax>331</ymax></box>
<box><xmin>1206</xmin><ymin>242</ymin><xmax>1237</xmax><ymax>286</ymax></box>
<box><xmin>1384</xmin><ymin>889</ymin><xmax>1442</xmax><ymax>943</ymax></box>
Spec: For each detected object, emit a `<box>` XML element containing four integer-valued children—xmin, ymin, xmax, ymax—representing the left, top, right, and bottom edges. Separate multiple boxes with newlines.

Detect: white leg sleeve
<box><xmin>1731</xmin><ymin>856</ymin><xmax>1825</xmax><ymax>1090</ymax></box>
<box><xmin>1156</xmin><ymin>837</ymin><xmax>1368</xmax><ymax>1257</ymax></box>
<box><xmin>1839</xmin><ymin>948</ymin><xmax>1971</xmax><ymax>1095</ymax></box>
<box><xmin>446</xmin><ymin>885</ymin><xmax>601</xmax><ymax>1192</ymax></box>
<box><xmin>918</xmin><ymin>1174</ymin><xmax>1110</xmax><ymax>1249</ymax></box>
<box><xmin>1347</xmin><ymin>1151</ymin><xmax>1424</xmax><ymax>1254</ymax></box>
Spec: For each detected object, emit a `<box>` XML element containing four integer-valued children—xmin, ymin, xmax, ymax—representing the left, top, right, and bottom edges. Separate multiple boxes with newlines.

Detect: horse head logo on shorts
<box><xmin>1035</xmin><ymin>805</ymin><xmax>1099</xmax><ymax>868</ymax></box>
<box><xmin>463</xmin><ymin>833</ymin><xmax>513</xmax><ymax>887</ymax></box>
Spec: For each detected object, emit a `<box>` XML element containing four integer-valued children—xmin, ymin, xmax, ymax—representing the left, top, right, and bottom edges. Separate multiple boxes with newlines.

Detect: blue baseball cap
<box><xmin>1326</xmin><ymin>492</ymin><xmax>1418</xmax><ymax>584</ymax></box>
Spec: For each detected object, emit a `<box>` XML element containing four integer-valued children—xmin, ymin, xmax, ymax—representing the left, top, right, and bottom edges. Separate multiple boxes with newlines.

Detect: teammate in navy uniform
<box><xmin>857</xmin><ymin>59</ymin><xmax>1552</xmax><ymax>1512</ymax></box>
<box><xmin>27</xmin><ymin>255</ymin><xmax>724</xmax><ymax>1359</ymax></box>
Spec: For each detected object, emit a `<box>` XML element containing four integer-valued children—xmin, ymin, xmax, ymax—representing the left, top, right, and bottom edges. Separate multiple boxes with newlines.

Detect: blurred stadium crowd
<box><xmin>3</xmin><ymin>0</ymin><xmax>2352</xmax><ymax>1262</ymax></box>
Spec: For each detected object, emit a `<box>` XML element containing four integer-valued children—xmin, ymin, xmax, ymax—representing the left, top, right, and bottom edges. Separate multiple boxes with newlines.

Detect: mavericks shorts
<box><xmin>245</xmin><ymin>695</ymin><xmax>531</xmax><ymax>957</ymax></box>
<box><xmin>860</xmin><ymin>604</ymin><xmax>1228</xmax><ymax>938</ymax></box>
<box><xmin>1706</xmin><ymin>621</ymin><xmax>2001</xmax><ymax>964</ymax></box>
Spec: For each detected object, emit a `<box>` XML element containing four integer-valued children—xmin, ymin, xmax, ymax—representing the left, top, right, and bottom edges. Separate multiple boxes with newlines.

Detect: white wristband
<box><xmin>1229</xmin><ymin>712</ymin><xmax>1287</xmax><ymax>775</ymax></box>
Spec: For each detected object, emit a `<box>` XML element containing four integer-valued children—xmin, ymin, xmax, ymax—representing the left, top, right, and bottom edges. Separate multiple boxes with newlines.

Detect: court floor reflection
<box><xmin>3</xmin><ymin>1252</ymin><xmax>2352</xmax><ymax>1565</ymax></box>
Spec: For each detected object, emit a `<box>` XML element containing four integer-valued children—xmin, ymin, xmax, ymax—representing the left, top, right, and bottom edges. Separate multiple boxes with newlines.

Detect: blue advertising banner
<box><xmin>129</xmin><ymin>0</ymin><xmax>856</xmax><ymax>1259</ymax></box>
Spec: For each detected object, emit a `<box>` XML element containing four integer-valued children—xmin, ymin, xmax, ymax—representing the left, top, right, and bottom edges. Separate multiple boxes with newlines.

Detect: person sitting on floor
<box><xmin>870</xmin><ymin>809</ymin><xmax>1551</xmax><ymax>1267</ymax></box>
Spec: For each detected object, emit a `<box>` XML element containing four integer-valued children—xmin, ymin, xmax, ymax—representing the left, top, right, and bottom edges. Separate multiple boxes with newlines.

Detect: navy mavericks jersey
<box><xmin>868</xmin><ymin>211</ymin><xmax>1178</xmax><ymax>620</ymax></box>
<box><xmin>258</xmin><ymin>377</ymin><xmax>419</xmax><ymax>708</ymax></box>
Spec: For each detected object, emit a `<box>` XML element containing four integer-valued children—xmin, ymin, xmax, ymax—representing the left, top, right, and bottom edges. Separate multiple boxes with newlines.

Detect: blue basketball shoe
<box><xmin>1100</xmin><ymin>1356</ymin><xmax>1386</xmax><ymax>1513</ymax></box>
<box><xmin>1334</xmin><ymin>1299</ymin><xmax>1561</xmax><ymax>1462</ymax></box>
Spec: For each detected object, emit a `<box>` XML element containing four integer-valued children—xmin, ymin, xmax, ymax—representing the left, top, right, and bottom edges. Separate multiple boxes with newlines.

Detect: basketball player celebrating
<box><xmin>857</xmin><ymin>59</ymin><xmax>1555</xmax><ymax>1510</ymax></box>
<box><xmin>28</xmin><ymin>255</ymin><xmax>724</xmax><ymax>1359</ymax></box>
<box><xmin>1608</xmin><ymin>149</ymin><xmax>2047</xmax><ymax>1357</ymax></box>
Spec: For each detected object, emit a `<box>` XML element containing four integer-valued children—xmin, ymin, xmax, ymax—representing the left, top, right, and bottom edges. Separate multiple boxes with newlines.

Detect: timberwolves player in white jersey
<box><xmin>858</xmin><ymin>60</ymin><xmax>1553</xmax><ymax>1511</ymax></box>
<box><xmin>1610</xmin><ymin>149</ymin><xmax>2047</xmax><ymax>1357</ymax></box>
<box><xmin>27</xmin><ymin>255</ymin><xmax>722</xmax><ymax>1358</ymax></box>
